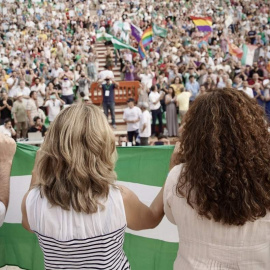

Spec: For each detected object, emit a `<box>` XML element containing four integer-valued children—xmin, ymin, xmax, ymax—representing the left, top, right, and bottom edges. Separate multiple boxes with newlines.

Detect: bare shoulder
<box><xmin>118</xmin><ymin>185</ymin><xmax>134</xmax><ymax>199</ymax></box>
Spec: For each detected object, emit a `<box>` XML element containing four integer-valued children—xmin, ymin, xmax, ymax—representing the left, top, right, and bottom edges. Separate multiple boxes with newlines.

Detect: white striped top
<box><xmin>164</xmin><ymin>164</ymin><xmax>270</xmax><ymax>270</ymax></box>
<box><xmin>26</xmin><ymin>186</ymin><xmax>130</xmax><ymax>270</ymax></box>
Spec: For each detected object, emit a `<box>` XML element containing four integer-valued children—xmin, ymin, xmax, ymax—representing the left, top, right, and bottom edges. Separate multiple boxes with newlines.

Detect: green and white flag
<box><xmin>97</xmin><ymin>32</ymin><xmax>138</xmax><ymax>53</ymax></box>
<box><xmin>241</xmin><ymin>44</ymin><xmax>258</xmax><ymax>66</ymax></box>
<box><xmin>111</xmin><ymin>37</ymin><xmax>138</xmax><ymax>53</ymax></box>
<box><xmin>96</xmin><ymin>32</ymin><xmax>113</xmax><ymax>42</ymax></box>
<box><xmin>0</xmin><ymin>144</ymin><xmax>178</xmax><ymax>270</ymax></box>
<box><xmin>152</xmin><ymin>23</ymin><xmax>168</xmax><ymax>38</ymax></box>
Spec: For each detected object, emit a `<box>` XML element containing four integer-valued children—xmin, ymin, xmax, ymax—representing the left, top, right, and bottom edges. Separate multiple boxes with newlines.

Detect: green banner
<box><xmin>1</xmin><ymin>144</ymin><xmax>178</xmax><ymax>270</ymax></box>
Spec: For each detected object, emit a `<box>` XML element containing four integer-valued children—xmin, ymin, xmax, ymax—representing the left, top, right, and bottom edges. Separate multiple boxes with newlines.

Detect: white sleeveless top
<box><xmin>164</xmin><ymin>164</ymin><xmax>270</xmax><ymax>270</ymax></box>
<box><xmin>26</xmin><ymin>186</ymin><xmax>130</xmax><ymax>270</ymax></box>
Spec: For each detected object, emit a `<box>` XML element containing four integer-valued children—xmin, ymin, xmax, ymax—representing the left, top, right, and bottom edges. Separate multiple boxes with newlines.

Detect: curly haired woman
<box><xmin>165</xmin><ymin>88</ymin><xmax>270</xmax><ymax>269</ymax></box>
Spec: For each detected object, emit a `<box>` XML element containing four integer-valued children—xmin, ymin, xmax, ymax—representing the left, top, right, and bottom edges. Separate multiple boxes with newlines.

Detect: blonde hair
<box><xmin>37</xmin><ymin>103</ymin><xmax>117</xmax><ymax>214</ymax></box>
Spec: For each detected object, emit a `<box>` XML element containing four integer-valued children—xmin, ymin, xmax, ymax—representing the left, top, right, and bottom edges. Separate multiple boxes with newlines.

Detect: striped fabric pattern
<box><xmin>35</xmin><ymin>226</ymin><xmax>130</xmax><ymax>270</ymax></box>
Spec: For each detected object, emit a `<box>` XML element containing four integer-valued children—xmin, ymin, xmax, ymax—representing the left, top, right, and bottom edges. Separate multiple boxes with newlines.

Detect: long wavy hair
<box><xmin>176</xmin><ymin>88</ymin><xmax>270</xmax><ymax>225</ymax></box>
<box><xmin>37</xmin><ymin>103</ymin><xmax>117</xmax><ymax>214</ymax></box>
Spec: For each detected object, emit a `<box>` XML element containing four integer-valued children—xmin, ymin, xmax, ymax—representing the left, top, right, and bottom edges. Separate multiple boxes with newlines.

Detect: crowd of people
<box><xmin>0</xmin><ymin>0</ymin><xmax>270</xmax><ymax>144</ymax></box>
<box><xmin>1</xmin><ymin>1</ymin><xmax>270</xmax><ymax>269</ymax></box>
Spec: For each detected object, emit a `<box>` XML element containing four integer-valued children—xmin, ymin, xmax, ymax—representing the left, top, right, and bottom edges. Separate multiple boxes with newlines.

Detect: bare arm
<box><xmin>169</xmin><ymin>142</ymin><xmax>181</xmax><ymax>170</ymax></box>
<box><xmin>27</xmin><ymin>110</ymin><xmax>33</xmax><ymax>125</ymax></box>
<box><xmin>119</xmin><ymin>185</ymin><xmax>164</xmax><ymax>230</ymax></box>
<box><xmin>0</xmin><ymin>134</ymin><xmax>16</xmax><ymax>210</ymax></box>
<box><xmin>6</xmin><ymin>102</ymin><xmax>12</xmax><ymax>111</ymax></box>
<box><xmin>21</xmin><ymin>150</ymin><xmax>40</xmax><ymax>232</ymax></box>
<box><xmin>111</xmin><ymin>79</ymin><xmax>119</xmax><ymax>88</ymax></box>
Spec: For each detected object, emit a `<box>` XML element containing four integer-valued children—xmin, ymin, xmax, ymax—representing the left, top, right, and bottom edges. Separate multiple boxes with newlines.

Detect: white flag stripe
<box><xmin>117</xmin><ymin>181</ymin><xmax>178</xmax><ymax>243</ymax></box>
<box><xmin>5</xmin><ymin>177</ymin><xmax>178</xmax><ymax>243</ymax></box>
<box><xmin>5</xmin><ymin>176</ymin><xmax>31</xmax><ymax>223</ymax></box>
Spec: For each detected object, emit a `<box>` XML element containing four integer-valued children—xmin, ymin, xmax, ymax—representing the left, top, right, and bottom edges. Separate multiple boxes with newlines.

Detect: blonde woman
<box><xmin>21</xmin><ymin>103</ymin><xmax>164</xmax><ymax>270</ymax></box>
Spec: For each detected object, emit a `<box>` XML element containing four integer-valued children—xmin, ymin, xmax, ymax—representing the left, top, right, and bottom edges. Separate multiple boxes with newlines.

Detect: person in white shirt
<box><xmin>0</xmin><ymin>133</ymin><xmax>16</xmax><ymax>227</ymax></box>
<box><xmin>27</xmin><ymin>91</ymin><xmax>45</xmax><ymax>126</ymax></box>
<box><xmin>44</xmin><ymin>92</ymin><xmax>65</xmax><ymax>123</ymax></box>
<box><xmin>14</xmin><ymin>80</ymin><xmax>30</xmax><ymax>102</ymax></box>
<box><xmin>149</xmin><ymin>85</ymin><xmax>164</xmax><ymax>136</ymax></box>
<box><xmin>138</xmin><ymin>102</ymin><xmax>151</xmax><ymax>146</ymax></box>
<box><xmin>238</xmin><ymin>80</ymin><xmax>254</xmax><ymax>98</ymax></box>
<box><xmin>202</xmin><ymin>55</ymin><xmax>215</xmax><ymax>68</ymax></box>
<box><xmin>31</xmin><ymin>77</ymin><xmax>46</xmax><ymax>107</ymax></box>
<box><xmin>123</xmin><ymin>98</ymin><xmax>142</xmax><ymax>145</ymax></box>
<box><xmin>98</xmin><ymin>65</ymin><xmax>115</xmax><ymax>84</ymax></box>
<box><xmin>0</xmin><ymin>52</ymin><xmax>9</xmax><ymax>69</ymax></box>
<box><xmin>50</xmin><ymin>63</ymin><xmax>64</xmax><ymax>79</ymax></box>
<box><xmin>139</xmin><ymin>67</ymin><xmax>155</xmax><ymax>90</ymax></box>
<box><xmin>215</xmin><ymin>60</ymin><xmax>232</xmax><ymax>74</ymax></box>
<box><xmin>0</xmin><ymin>118</ymin><xmax>16</xmax><ymax>137</ymax></box>
<box><xmin>60</xmin><ymin>77</ymin><xmax>74</xmax><ymax>104</ymax></box>
<box><xmin>7</xmin><ymin>71</ymin><xmax>19</xmax><ymax>98</ymax></box>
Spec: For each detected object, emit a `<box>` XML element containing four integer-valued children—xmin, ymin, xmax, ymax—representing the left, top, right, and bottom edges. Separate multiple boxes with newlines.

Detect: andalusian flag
<box><xmin>28</xmin><ymin>0</ymin><xmax>32</xmax><ymax>9</ymax></box>
<box><xmin>96</xmin><ymin>33</ymin><xmax>138</xmax><ymax>53</ymax></box>
<box><xmin>190</xmin><ymin>16</ymin><xmax>213</xmax><ymax>32</ymax></box>
<box><xmin>96</xmin><ymin>32</ymin><xmax>113</xmax><ymax>42</ymax></box>
<box><xmin>241</xmin><ymin>44</ymin><xmax>258</xmax><ymax>66</ymax></box>
<box><xmin>111</xmin><ymin>37</ymin><xmax>138</xmax><ymax>53</ymax></box>
<box><xmin>0</xmin><ymin>144</ymin><xmax>178</xmax><ymax>270</ymax></box>
<box><xmin>152</xmin><ymin>23</ymin><xmax>168</xmax><ymax>38</ymax></box>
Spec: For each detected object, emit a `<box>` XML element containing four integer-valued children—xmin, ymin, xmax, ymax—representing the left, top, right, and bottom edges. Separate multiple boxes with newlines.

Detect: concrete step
<box><xmin>114</xmin><ymin>130</ymin><xmax>128</xmax><ymax>136</ymax></box>
<box><xmin>98</xmin><ymin>66</ymin><xmax>120</xmax><ymax>73</ymax></box>
<box><xmin>102</xmin><ymin>108</ymin><xmax>125</xmax><ymax>113</ymax></box>
<box><xmin>97</xmin><ymin>70</ymin><xmax>121</xmax><ymax>75</ymax></box>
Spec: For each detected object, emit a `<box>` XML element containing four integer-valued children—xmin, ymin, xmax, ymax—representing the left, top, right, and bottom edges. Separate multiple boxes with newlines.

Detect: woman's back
<box><xmin>164</xmin><ymin>165</ymin><xmax>270</xmax><ymax>270</ymax></box>
<box><xmin>26</xmin><ymin>186</ymin><xmax>130</xmax><ymax>270</ymax></box>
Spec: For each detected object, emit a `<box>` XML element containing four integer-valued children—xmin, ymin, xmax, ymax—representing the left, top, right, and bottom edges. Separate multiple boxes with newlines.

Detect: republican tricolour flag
<box><xmin>190</xmin><ymin>16</ymin><xmax>213</xmax><ymax>32</ymax></box>
<box><xmin>241</xmin><ymin>44</ymin><xmax>258</xmax><ymax>66</ymax></box>
<box><xmin>0</xmin><ymin>144</ymin><xmax>178</xmax><ymax>270</ymax></box>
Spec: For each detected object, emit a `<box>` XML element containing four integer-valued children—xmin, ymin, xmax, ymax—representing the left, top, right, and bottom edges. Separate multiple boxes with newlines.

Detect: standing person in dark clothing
<box><xmin>99</xmin><ymin>77</ymin><xmax>119</xmax><ymax>129</ymax></box>
<box><xmin>0</xmin><ymin>91</ymin><xmax>13</xmax><ymax>125</ymax></box>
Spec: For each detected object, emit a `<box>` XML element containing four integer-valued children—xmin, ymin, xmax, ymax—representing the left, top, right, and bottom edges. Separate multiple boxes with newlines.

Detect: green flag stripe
<box><xmin>241</xmin><ymin>44</ymin><xmax>248</xmax><ymax>65</ymax></box>
<box><xmin>0</xmin><ymin>224</ymin><xmax>178</xmax><ymax>270</ymax></box>
<box><xmin>12</xmin><ymin>144</ymin><xmax>174</xmax><ymax>187</ymax></box>
<box><xmin>111</xmin><ymin>38</ymin><xmax>138</xmax><ymax>53</ymax></box>
<box><xmin>152</xmin><ymin>23</ymin><xmax>168</xmax><ymax>38</ymax></box>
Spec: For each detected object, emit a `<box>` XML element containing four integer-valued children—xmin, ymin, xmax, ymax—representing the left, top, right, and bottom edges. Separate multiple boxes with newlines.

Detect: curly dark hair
<box><xmin>176</xmin><ymin>88</ymin><xmax>270</xmax><ymax>226</ymax></box>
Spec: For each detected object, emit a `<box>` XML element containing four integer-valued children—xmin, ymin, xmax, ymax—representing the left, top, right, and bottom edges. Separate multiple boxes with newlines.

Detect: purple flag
<box><xmin>131</xmin><ymin>23</ymin><xmax>143</xmax><ymax>43</ymax></box>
